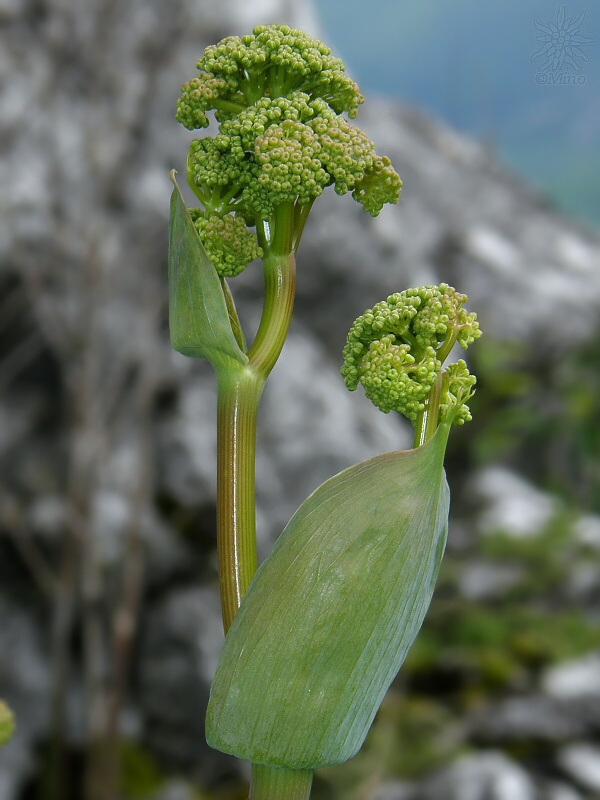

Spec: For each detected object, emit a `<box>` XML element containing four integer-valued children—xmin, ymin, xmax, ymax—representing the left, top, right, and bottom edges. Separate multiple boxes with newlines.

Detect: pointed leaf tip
<box><xmin>168</xmin><ymin>174</ymin><xmax>248</xmax><ymax>370</ymax></box>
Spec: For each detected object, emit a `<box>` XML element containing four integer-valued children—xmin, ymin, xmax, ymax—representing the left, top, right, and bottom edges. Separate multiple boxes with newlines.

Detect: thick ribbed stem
<box><xmin>247</xmin><ymin>250</ymin><xmax>296</xmax><ymax>377</ymax></box>
<box><xmin>248</xmin><ymin>206</ymin><xmax>296</xmax><ymax>377</ymax></box>
<box><xmin>250</xmin><ymin>765</ymin><xmax>313</xmax><ymax>800</ymax></box>
<box><xmin>217</xmin><ymin>367</ymin><xmax>264</xmax><ymax>632</ymax></box>
<box><xmin>215</xmin><ymin>207</ymin><xmax>297</xmax><ymax>632</ymax></box>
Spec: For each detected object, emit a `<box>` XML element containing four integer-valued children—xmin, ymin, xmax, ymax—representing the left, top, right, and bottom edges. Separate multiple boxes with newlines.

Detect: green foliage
<box><xmin>410</xmin><ymin>602</ymin><xmax>600</xmax><ymax>693</ymax></box>
<box><xmin>467</xmin><ymin>338</ymin><xmax>539</xmax><ymax>463</ymax></box>
<box><xmin>470</xmin><ymin>332</ymin><xmax>600</xmax><ymax>511</ymax></box>
<box><xmin>479</xmin><ymin>515</ymin><xmax>572</xmax><ymax>595</ymax></box>
<box><xmin>120</xmin><ymin>741</ymin><xmax>165</xmax><ymax>799</ymax></box>
<box><xmin>342</xmin><ymin>284</ymin><xmax>480</xmax><ymax>425</ymax></box>
<box><xmin>0</xmin><ymin>701</ymin><xmax>15</xmax><ymax>746</ymax></box>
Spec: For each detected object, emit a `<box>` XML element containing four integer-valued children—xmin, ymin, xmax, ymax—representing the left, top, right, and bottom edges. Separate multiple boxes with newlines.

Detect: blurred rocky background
<box><xmin>1</xmin><ymin>1</ymin><xmax>600</xmax><ymax>799</ymax></box>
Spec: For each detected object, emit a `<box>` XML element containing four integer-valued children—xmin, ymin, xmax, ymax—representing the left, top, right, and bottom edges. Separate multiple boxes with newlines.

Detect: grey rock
<box><xmin>472</xmin><ymin>466</ymin><xmax>559</xmax><ymax>538</ymax></box>
<box><xmin>458</xmin><ymin>561</ymin><xmax>524</xmax><ymax>601</ymax></box>
<box><xmin>469</xmin><ymin>695</ymin><xmax>595</xmax><ymax>743</ymax></box>
<box><xmin>188</xmin><ymin>0</ymin><xmax>321</xmax><ymax>36</ymax></box>
<box><xmin>378</xmin><ymin>105</ymin><xmax>600</xmax><ymax>350</ymax></box>
<box><xmin>0</xmin><ymin>602</ymin><xmax>51</xmax><ymax>799</ymax></box>
<box><xmin>543</xmin><ymin>654</ymin><xmax>600</xmax><ymax>700</ymax></box>
<box><xmin>141</xmin><ymin>511</ymin><xmax>193</xmax><ymax>589</ymax></box>
<box><xmin>157</xmin><ymin>365</ymin><xmax>219</xmax><ymax>509</ymax></box>
<box><xmin>373</xmin><ymin>781</ymin><xmax>417</xmax><ymax>800</ymax></box>
<box><xmin>422</xmin><ymin>751</ymin><xmax>536</xmax><ymax>800</ymax></box>
<box><xmin>0</xmin><ymin>397</ymin><xmax>42</xmax><ymax>455</ymax></box>
<box><xmin>90</xmin><ymin>488</ymin><xmax>189</xmax><ymax>586</ymax></box>
<box><xmin>0</xmin><ymin>744</ymin><xmax>33</xmax><ymax>800</ymax></box>
<box><xmin>566</xmin><ymin>564</ymin><xmax>600</xmax><ymax>605</ymax></box>
<box><xmin>573</xmin><ymin>516</ymin><xmax>600</xmax><ymax>551</ymax></box>
<box><xmin>139</xmin><ymin>586</ymin><xmax>224</xmax><ymax>769</ymax></box>
<box><xmin>27</xmin><ymin>494</ymin><xmax>68</xmax><ymax>542</ymax></box>
<box><xmin>558</xmin><ymin>743</ymin><xmax>600</xmax><ymax>793</ymax></box>
<box><xmin>544</xmin><ymin>783</ymin><xmax>583</xmax><ymax>800</ymax></box>
<box><xmin>152</xmin><ymin>779</ymin><xmax>197</xmax><ymax>800</ymax></box>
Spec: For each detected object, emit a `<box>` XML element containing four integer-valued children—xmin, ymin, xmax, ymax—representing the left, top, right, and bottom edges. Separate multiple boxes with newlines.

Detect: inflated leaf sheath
<box><xmin>206</xmin><ymin>425</ymin><xmax>451</xmax><ymax>769</ymax></box>
<box><xmin>168</xmin><ymin>173</ymin><xmax>247</xmax><ymax>370</ymax></box>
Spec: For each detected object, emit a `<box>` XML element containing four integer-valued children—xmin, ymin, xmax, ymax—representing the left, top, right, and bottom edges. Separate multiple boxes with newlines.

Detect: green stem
<box><xmin>413</xmin><ymin>371</ymin><xmax>444</xmax><ymax>448</ymax></box>
<box><xmin>250</xmin><ymin>765</ymin><xmax>313</xmax><ymax>800</ymax></box>
<box><xmin>436</xmin><ymin>322</ymin><xmax>460</xmax><ymax>364</ymax></box>
<box><xmin>248</xmin><ymin>205</ymin><xmax>296</xmax><ymax>376</ymax></box>
<box><xmin>213</xmin><ymin>98</ymin><xmax>248</xmax><ymax>114</ymax></box>
<box><xmin>246</xmin><ymin>251</ymin><xmax>296</xmax><ymax>376</ymax></box>
<box><xmin>292</xmin><ymin>199</ymin><xmax>315</xmax><ymax>253</ymax></box>
<box><xmin>216</xmin><ymin>205</ymin><xmax>296</xmax><ymax>632</ymax></box>
<box><xmin>217</xmin><ymin>367</ymin><xmax>264</xmax><ymax>632</ymax></box>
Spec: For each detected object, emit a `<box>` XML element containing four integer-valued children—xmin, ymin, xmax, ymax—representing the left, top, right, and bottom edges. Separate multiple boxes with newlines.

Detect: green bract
<box><xmin>206</xmin><ymin>424</ymin><xmax>451</xmax><ymax>769</ymax></box>
<box><xmin>342</xmin><ymin>284</ymin><xmax>481</xmax><ymax>425</ymax></box>
<box><xmin>168</xmin><ymin>173</ymin><xmax>248</xmax><ymax>368</ymax></box>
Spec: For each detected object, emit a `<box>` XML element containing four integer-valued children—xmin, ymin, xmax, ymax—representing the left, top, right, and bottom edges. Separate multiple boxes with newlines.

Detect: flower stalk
<box><xmin>216</xmin><ymin>236</ymin><xmax>296</xmax><ymax>630</ymax></box>
<box><xmin>216</xmin><ymin>367</ymin><xmax>264</xmax><ymax>631</ymax></box>
<box><xmin>250</xmin><ymin>765</ymin><xmax>313</xmax><ymax>800</ymax></box>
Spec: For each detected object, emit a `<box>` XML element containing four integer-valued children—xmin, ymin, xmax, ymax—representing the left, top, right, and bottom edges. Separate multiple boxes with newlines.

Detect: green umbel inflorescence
<box><xmin>342</xmin><ymin>284</ymin><xmax>481</xmax><ymax>427</ymax></box>
<box><xmin>176</xmin><ymin>25</ymin><xmax>402</xmax><ymax>276</ymax></box>
<box><xmin>190</xmin><ymin>209</ymin><xmax>263</xmax><ymax>277</ymax></box>
<box><xmin>176</xmin><ymin>24</ymin><xmax>364</xmax><ymax>128</ymax></box>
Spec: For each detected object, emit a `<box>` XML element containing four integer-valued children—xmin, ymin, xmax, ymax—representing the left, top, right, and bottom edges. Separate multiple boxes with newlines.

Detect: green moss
<box><xmin>0</xmin><ymin>701</ymin><xmax>15</xmax><ymax>746</ymax></box>
<box><xmin>467</xmin><ymin>338</ymin><xmax>535</xmax><ymax>464</ymax></box>
<box><xmin>391</xmin><ymin>696</ymin><xmax>463</xmax><ymax>777</ymax></box>
<box><xmin>120</xmin><ymin>741</ymin><xmax>165</xmax><ymax>799</ymax></box>
<box><xmin>406</xmin><ymin>599</ymin><xmax>599</xmax><ymax>696</ymax></box>
<box><xmin>470</xmin><ymin>330</ymin><xmax>600</xmax><ymax>512</ymax></box>
<box><xmin>480</xmin><ymin>507</ymin><xmax>599</xmax><ymax>599</ymax></box>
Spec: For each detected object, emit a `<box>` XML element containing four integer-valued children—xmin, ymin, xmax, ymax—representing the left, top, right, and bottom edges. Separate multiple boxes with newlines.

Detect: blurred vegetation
<box><xmin>0</xmin><ymin>701</ymin><xmax>15</xmax><ymax>746</ymax></box>
<box><xmin>469</xmin><ymin>333</ymin><xmax>600</xmax><ymax>510</ymax></box>
<box><xmin>120</xmin><ymin>742</ymin><xmax>166</xmax><ymax>799</ymax></box>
